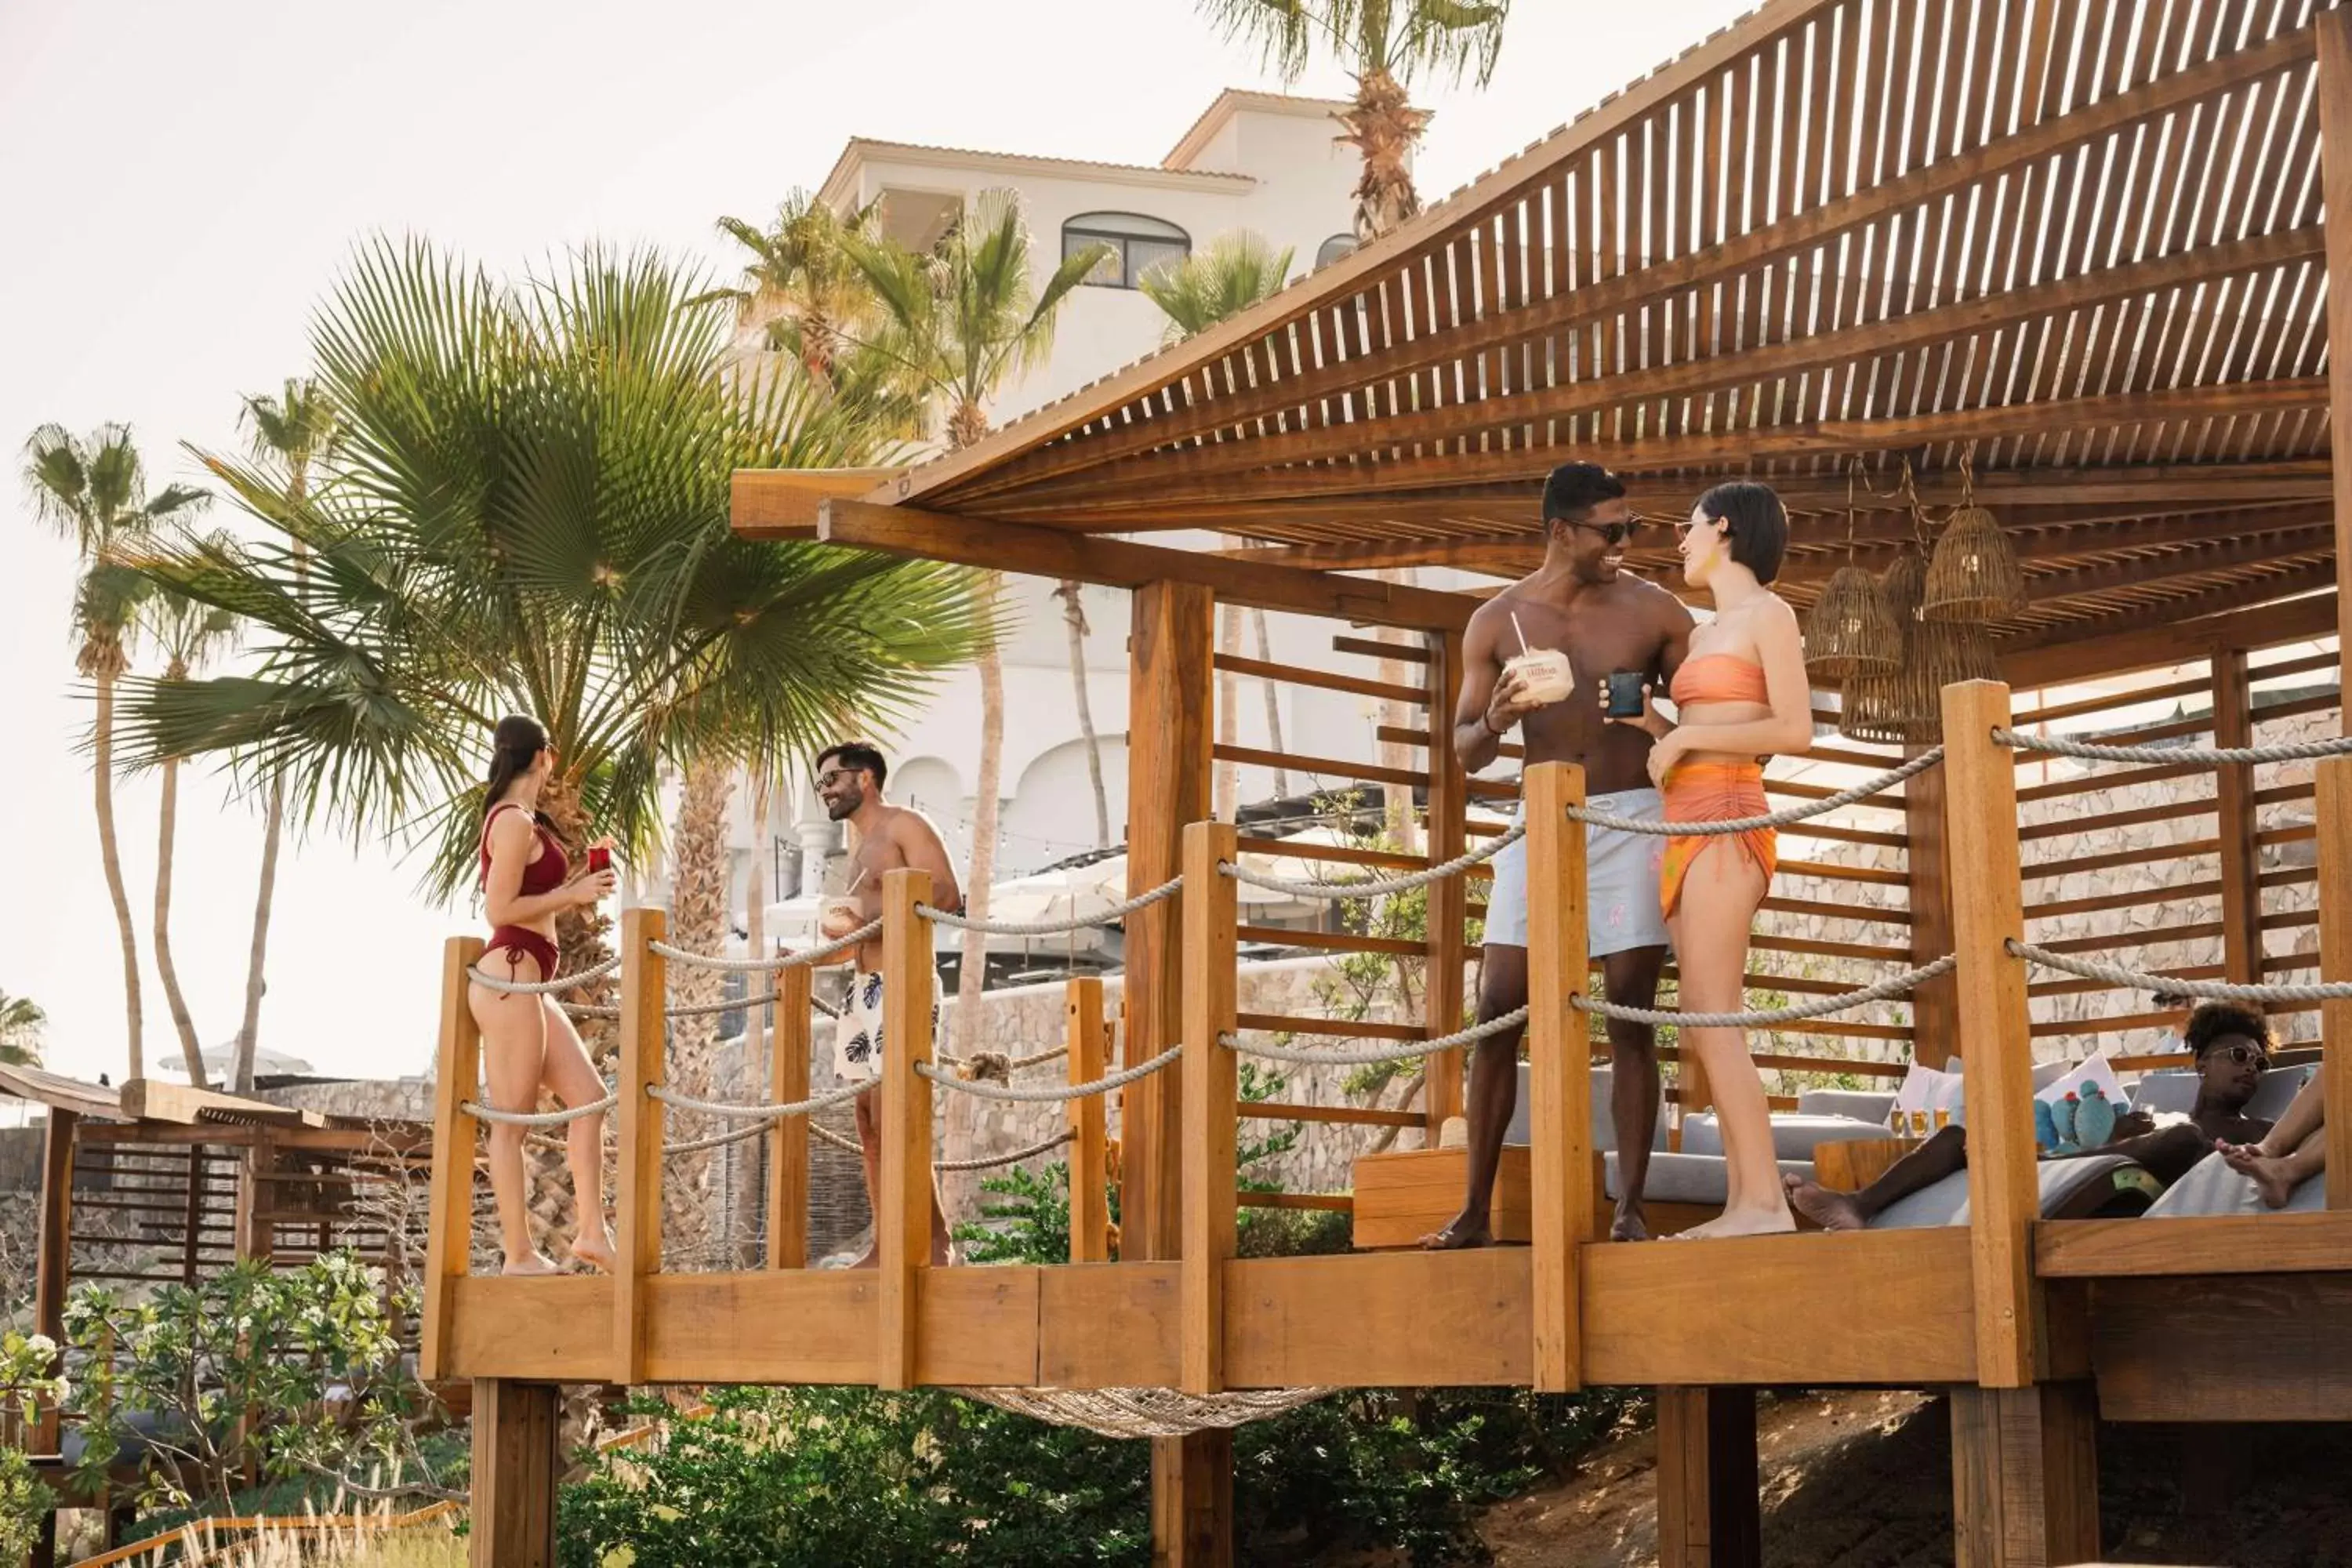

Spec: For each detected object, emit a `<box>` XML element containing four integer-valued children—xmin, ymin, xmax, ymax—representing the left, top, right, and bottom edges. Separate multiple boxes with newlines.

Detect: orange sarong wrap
<box><xmin>1660</xmin><ymin>760</ymin><xmax>1777</xmax><ymax>920</ymax></box>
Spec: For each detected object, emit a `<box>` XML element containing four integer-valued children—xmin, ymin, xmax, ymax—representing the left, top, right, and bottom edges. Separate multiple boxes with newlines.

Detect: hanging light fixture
<box><xmin>1922</xmin><ymin>446</ymin><xmax>2025</xmax><ymax>622</ymax></box>
<box><xmin>1804</xmin><ymin>461</ymin><xmax>1900</xmax><ymax>681</ymax></box>
<box><xmin>1838</xmin><ymin>545</ymin><xmax>1926</xmax><ymax>745</ymax></box>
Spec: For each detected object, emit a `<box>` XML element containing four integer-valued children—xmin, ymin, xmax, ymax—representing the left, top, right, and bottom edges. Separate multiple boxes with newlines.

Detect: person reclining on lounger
<box><xmin>1782</xmin><ymin>1002</ymin><xmax>2278</xmax><ymax>1232</ymax></box>
<box><xmin>2219</xmin><ymin>1063</ymin><xmax>2327</xmax><ymax>1207</ymax></box>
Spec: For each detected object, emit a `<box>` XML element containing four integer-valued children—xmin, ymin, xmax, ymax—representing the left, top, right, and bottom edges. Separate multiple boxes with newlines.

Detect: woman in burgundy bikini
<box><xmin>468</xmin><ymin>715</ymin><xmax>618</xmax><ymax>1275</ymax></box>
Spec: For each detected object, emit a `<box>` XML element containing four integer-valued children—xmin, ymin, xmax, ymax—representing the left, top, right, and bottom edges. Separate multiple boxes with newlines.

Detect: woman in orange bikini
<box><xmin>1616</xmin><ymin>483</ymin><xmax>1814</xmax><ymax>1238</ymax></box>
<box><xmin>467</xmin><ymin>715</ymin><xmax>619</xmax><ymax>1275</ymax></box>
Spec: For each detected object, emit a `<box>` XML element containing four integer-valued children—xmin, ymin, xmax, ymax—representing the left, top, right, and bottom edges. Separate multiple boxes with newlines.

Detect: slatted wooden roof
<box><xmin>855</xmin><ymin>0</ymin><xmax>2346</xmax><ymax>655</ymax></box>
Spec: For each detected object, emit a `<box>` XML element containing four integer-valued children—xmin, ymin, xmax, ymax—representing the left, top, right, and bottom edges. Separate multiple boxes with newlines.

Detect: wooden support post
<box><xmin>1906</xmin><ymin>746</ymin><xmax>1962</xmax><ymax>1064</ymax></box>
<box><xmin>1125</xmin><ymin>579</ymin><xmax>1215</xmax><ymax>1262</ymax></box>
<box><xmin>1422</xmin><ymin>627</ymin><xmax>1469</xmax><ymax>1132</ymax></box>
<box><xmin>1180</xmin><ymin>821</ymin><xmax>1239</xmax><ymax>1395</ymax></box>
<box><xmin>2314</xmin><ymin>758</ymin><xmax>2352</xmax><ymax>1210</ymax></box>
<box><xmin>420</xmin><ymin>935</ymin><xmax>485</xmax><ymax>1384</ymax></box>
<box><xmin>2212</xmin><ymin>646</ymin><xmax>2263</xmax><ymax>984</ymax></box>
<box><xmin>614</xmin><ymin>906</ymin><xmax>667</xmax><ymax>1388</ymax></box>
<box><xmin>1655</xmin><ymin>1387</ymin><xmax>1762</xmax><ymax>1568</ymax></box>
<box><xmin>470</xmin><ymin>1378</ymin><xmax>560</xmax><ymax>1568</ymax></box>
<box><xmin>1942</xmin><ymin>681</ymin><xmax>2039</xmax><ymax>1388</ymax></box>
<box><xmin>877</xmin><ymin>866</ymin><xmax>935</xmax><ymax>1390</ymax></box>
<box><xmin>2319</xmin><ymin>5</ymin><xmax>2352</xmax><ymax>676</ymax></box>
<box><xmin>766</xmin><ymin>963</ymin><xmax>812</xmax><ymax>1269</ymax></box>
<box><xmin>1127</xmin><ymin>580</ymin><xmax>1231</xmax><ymax>1568</ymax></box>
<box><xmin>1948</xmin><ymin>1382</ymin><xmax>2100</xmax><ymax>1568</ymax></box>
<box><xmin>1525</xmin><ymin>761</ymin><xmax>1592</xmax><ymax>1393</ymax></box>
<box><xmin>31</xmin><ymin>1109</ymin><xmax>74</xmax><ymax>1455</ymax></box>
<box><xmin>1069</xmin><ymin>977</ymin><xmax>1110</xmax><ymax>1265</ymax></box>
<box><xmin>181</xmin><ymin>1145</ymin><xmax>203</xmax><ymax>1285</ymax></box>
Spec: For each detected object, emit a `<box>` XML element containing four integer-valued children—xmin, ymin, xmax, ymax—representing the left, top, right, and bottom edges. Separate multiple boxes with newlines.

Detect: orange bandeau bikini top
<box><xmin>1670</xmin><ymin>653</ymin><xmax>1769</xmax><ymax>706</ymax></box>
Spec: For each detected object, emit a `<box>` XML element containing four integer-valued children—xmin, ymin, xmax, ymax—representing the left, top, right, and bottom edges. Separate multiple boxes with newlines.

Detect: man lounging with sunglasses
<box><xmin>1423</xmin><ymin>461</ymin><xmax>1697</xmax><ymax>1248</ymax></box>
<box><xmin>1783</xmin><ymin>1002</ymin><xmax>2279</xmax><ymax>1231</ymax></box>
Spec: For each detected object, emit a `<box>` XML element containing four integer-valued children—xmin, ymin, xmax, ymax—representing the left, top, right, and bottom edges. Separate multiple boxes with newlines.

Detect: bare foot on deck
<box><xmin>570</xmin><ymin>1230</ymin><xmax>617</xmax><ymax>1272</ymax></box>
<box><xmin>1419</xmin><ymin>1210</ymin><xmax>1492</xmax><ymax>1250</ymax></box>
<box><xmin>1782</xmin><ymin>1173</ymin><xmax>1867</xmax><ymax>1232</ymax></box>
<box><xmin>502</xmin><ymin>1251</ymin><xmax>560</xmax><ymax>1277</ymax></box>
<box><xmin>1671</xmin><ymin>1204</ymin><xmax>1798</xmax><ymax>1240</ymax></box>
<box><xmin>2220</xmin><ymin>1145</ymin><xmax>2301</xmax><ymax>1209</ymax></box>
<box><xmin>1609</xmin><ymin>1202</ymin><xmax>1650</xmax><ymax>1242</ymax></box>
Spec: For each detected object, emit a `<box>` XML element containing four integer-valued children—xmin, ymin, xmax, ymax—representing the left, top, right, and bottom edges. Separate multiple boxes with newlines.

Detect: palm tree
<box><xmin>841</xmin><ymin>192</ymin><xmax>1109</xmax><ymax>1050</ymax></box>
<box><xmin>1142</xmin><ymin>234</ymin><xmax>1301</xmax><ymax>815</ymax></box>
<box><xmin>146</xmin><ymin>579</ymin><xmax>239</xmax><ymax>1087</ymax></box>
<box><xmin>1138</xmin><ymin>231</ymin><xmax>1296</xmax><ymax>344</ymax></box>
<box><xmin>1051</xmin><ymin>582</ymin><xmax>1111</xmax><ymax>847</ymax></box>
<box><xmin>20</xmin><ymin>424</ymin><xmax>209</xmax><ymax>1081</ymax></box>
<box><xmin>705</xmin><ymin>192</ymin><xmax>887</xmax><ymax>380</ymax></box>
<box><xmin>117</xmin><ymin>240</ymin><xmax>994</xmax><ymax>1200</ymax></box>
<box><xmin>0</xmin><ymin>990</ymin><xmax>42</xmax><ymax>1069</ymax></box>
<box><xmin>1198</xmin><ymin>0</ymin><xmax>1509</xmax><ymax>241</ymax></box>
<box><xmin>227</xmin><ymin>380</ymin><xmax>342</xmax><ymax>1093</ymax></box>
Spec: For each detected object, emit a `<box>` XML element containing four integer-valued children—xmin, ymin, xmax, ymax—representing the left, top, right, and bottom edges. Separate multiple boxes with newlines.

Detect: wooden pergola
<box><xmin>440</xmin><ymin>1</ymin><xmax>2352</xmax><ymax>1563</ymax></box>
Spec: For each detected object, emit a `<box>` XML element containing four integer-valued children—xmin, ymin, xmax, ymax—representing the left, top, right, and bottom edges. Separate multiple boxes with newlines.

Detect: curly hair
<box><xmin>2183</xmin><ymin>1000</ymin><xmax>2270</xmax><ymax>1058</ymax></box>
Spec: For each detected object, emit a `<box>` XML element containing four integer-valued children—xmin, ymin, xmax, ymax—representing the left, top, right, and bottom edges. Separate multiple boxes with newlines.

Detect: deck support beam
<box><xmin>2314</xmin><ymin>760</ymin><xmax>2352</xmax><ymax>1209</ymax></box>
<box><xmin>1948</xmin><ymin>1383</ymin><xmax>2100</xmax><ymax>1568</ymax></box>
<box><xmin>420</xmin><ymin>936</ymin><xmax>485</xmax><ymax>1384</ymax></box>
<box><xmin>1421</xmin><ymin>629</ymin><xmax>1469</xmax><ymax>1131</ymax></box>
<box><xmin>1526</xmin><ymin>761</ymin><xmax>1593</xmax><ymax>1391</ymax></box>
<box><xmin>765</xmin><ymin>964</ymin><xmax>813</xmax><ymax>1269</ymax></box>
<box><xmin>471</xmin><ymin>1378</ymin><xmax>561</xmax><ymax>1568</ymax></box>
<box><xmin>1655</xmin><ymin>1386</ymin><xmax>1762</xmax><ymax>1568</ymax></box>
<box><xmin>2318</xmin><ymin>5</ymin><xmax>2352</xmax><ymax>675</ymax></box>
<box><xmin>1125</xmin><ymin>580</ymin><xmax>1232</xmax><ymax>1565</ymax></box>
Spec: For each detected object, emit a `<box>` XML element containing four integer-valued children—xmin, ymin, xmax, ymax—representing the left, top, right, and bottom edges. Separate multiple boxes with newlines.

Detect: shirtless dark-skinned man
<box><xmin>1422</xmin><ymin>462</ymin><xmax>1695</xmax><ymax>1248</ymax></box>
<box><xmin>814</xmin><ymin>740</ymin><xmax>964</xmax><ymax>1267</ymax></box>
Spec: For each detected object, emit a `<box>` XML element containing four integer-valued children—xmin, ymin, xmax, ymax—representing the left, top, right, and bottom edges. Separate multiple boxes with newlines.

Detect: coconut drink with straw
<box><xmin>1501</xmin><ymin>610</ymin><xmax>1573</xmax><ymax>708</ymax></box>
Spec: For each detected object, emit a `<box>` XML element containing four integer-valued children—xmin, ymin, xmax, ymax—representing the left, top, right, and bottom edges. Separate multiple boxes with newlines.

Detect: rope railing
<box><xmin>1573</xmin><ymin>955</ymin><xmax>1957</xmax><ymax>1027</ymax></box>
<box><xmin>1992</xmin><ymin>728</ymin><xmax>2352</xmax><ymax>767</ymax></box>
<box><xmin>1218</xmin><ymin>824</ymin><xmax>1524</xmax><ymax>899</ymax></box>
<box><xmin>917</xmin><ymin>1046</ymin><xmax>1184</xmax><ymax>1103</ymax></box>
<box><xmin>1568</xmin><ymin>747</ymin><xmax>1945</xmax><ymax>835</ymax></box>
<box><xmin>466</xmin><ymin>953</ymin><xmax>622</xmax><ymax>996</ymax></box>
<box><xmin>937</xmin><ymin>1127</ymin><xmax>1078</xmax><ymax>1172</ymax></box>
<box><xmin>1222</xmin><ymin>1006</ymin><xmax>1530</xmax><ymax>1067</ymax></box>
<box><xmin>650</xmin><ymin>919</ymin><xmax>883</xmax><ymax>973</ymax></box>
<box><xmin>645</xmin><ymin>1080</ymin><xmax>866</xmax><ymax>1122</ymax></box>
<box><xmin>460</xmin><ymin>1089</ymin><xmax>617</xmax><ymax>1127</ymax></box>
<box><xmin>2006</xmin><ymin>940</ymin><xmax>2352</xmax><ymax>1001</ymax></box>
<box><xmin>917</xmin><ymin>875</ymin><xmax>1185</xmax><ymax>935</ymax></box>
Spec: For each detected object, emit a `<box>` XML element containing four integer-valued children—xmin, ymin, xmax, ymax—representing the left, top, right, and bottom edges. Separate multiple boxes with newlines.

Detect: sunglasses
<box><xmin>1561</xmin><ymin>517</ymin><xmax>1644</xmax><ymax>546</ymax></box>
<box><xmin>2203</xmin><ymin>1042</ymin><xmax>2270</xmax><ymax>1070</ymax></box>
<box><xmin>815</xmin><ymin>768</ymin><xmax>860</xmax><ymax>789</ymax></box>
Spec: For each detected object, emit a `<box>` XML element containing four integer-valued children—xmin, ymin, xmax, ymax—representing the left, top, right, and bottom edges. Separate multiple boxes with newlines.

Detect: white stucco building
<box><xmin>660</xmin><ymin>88</ymin><xmax>1447</xmax><ymax>937</ymax></box>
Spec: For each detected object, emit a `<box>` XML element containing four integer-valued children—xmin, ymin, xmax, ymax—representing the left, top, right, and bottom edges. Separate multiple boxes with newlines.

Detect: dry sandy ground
<box><xmin>1477</xmin><ymin>1391</ymin><xmax>2352</xmax><ymax>1567</ymax></box>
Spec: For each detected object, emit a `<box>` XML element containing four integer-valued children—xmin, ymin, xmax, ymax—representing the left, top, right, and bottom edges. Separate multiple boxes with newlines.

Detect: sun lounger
<box><xmin>1864</xmin><ymin>1153</ymin><xmax>2162</xmax><ymax>1229</ymax></box>
<box><xmin>2143</xmin><ymin>1149</ymin><xmax>2324</xmax><ymax>1216</ymax></box>
<box><xmin>1679</xmin><ymin>1111</ymin><xmax>1891</xmax><ymax>1161</ymax></box>
<box><xmin>1601</xmin><ymin>1149</ymin><xmax>1817</xmax><ymax>1207</ymax></box>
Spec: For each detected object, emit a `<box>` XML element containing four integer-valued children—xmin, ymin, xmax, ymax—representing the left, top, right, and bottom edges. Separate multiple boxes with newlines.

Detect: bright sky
<box><xmin>0</xmin><ymin>0</ymin><xmax>1755</xmax><ymax>1087</ymax></box>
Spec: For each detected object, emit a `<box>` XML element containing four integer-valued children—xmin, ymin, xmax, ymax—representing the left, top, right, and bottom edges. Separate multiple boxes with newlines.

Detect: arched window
<box><xmin>1063</xmin><ymin>212</ymin><xmax>1191</xmax><ymax>289</ymax></box>
<box><xmin>1316</xmin><ymin>233</ymin><xmax>1358</xmax><ymax>269</ymax></box>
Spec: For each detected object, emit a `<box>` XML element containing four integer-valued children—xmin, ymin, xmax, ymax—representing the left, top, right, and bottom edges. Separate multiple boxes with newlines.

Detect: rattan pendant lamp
<box><xmin>1803</xmin><ymin>462</ymin><xmax>1900</xmax><ymax>681</ymax></box>
<box><xmin>1921</xmin><ymin>446</ymin><xmax>2025</xmax><ymax>622</ymax></box>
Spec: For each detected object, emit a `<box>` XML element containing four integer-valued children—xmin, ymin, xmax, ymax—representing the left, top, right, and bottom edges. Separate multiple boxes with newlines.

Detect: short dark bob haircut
<box><xmin>1693</xmin><ymin>481</ymin><xmax>1789</xmax><ymax>584</ymax></box>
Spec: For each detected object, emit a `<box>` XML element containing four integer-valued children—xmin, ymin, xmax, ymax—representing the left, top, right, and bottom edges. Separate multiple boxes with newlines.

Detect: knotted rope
<box><xmin>1219</xmin><ymin>826</ymin><xmax>1523</xmax><ymax>899</ymax></box>
<box><xmin>937</xmin><ymin>1127</ymin><xmax>1079</xmax><ymax>1172</ymax></box>
<box><xmin>947</xmin><ymin>1385</ymin><xmax>1329</xmax><ymax>1439</ymax></box>
<box><xmin>1573</xmin><ymin>955</ymin><xmax>1957</xmax><ymax>1027</ymax></box>
<box><xmin>1567</xmin><ymin>748</ymin><xmax>1945</xmax><ymax>835</ymax></box>
<box><xmin>645</xmin><ymin>1080</ymin><xmax>866</xmax><ymax>1121</ymax></box>
<box><xmin>649</xmin><ymin>919</ymin><xmax>882</xmax><ymax>972</ymax></box>
<box><xmin>1221</xmin><ymin>1006</ymin><xmax>1530</xmax><ymax>1067</ymax></box>
<box><xmin>460</xmin><ymin>1089</ymin><xmax>616</xmax><ymax>1127</ymax></box>
<box><xmin>1992</xmin><ymin>729</ymin><xmax>2352</xmax><ymax>767</ymax></box>
<box><xmin>2006</xmin><ymin>941</ymin><xmax>2352</xmax><ymax>1001</ymax></box>
<box><xmin>917</xmin><ymin>1046</ymin><xmax>1184</xmax><ymax>1102</ymax></box>
<box><xmin>918</xmin><ymin>875</ymin><xmax>1185</xmax><ymax>935</ymax></box>
<box><xmin>466</xmin><ymin>954</ymin><xmax>622</xmax><ymax>996</ymax></box>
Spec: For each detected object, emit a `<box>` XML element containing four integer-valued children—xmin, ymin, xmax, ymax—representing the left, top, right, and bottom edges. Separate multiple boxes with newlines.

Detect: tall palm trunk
<box><xmin>89</xmin><ymin>657</ymin><xmax>144</xmax><ymax>1081</ymax></box>
<box><xmin>955</xmin><ymin>572</ymin><xmax>1006</xmax><ymax>1054</ymax></box>
<box><xmin>232</xmin><ymin>776</ymin><xmax>284</xmax><ymax>1094</ymax></box>
<box><xmin>1214</xmin><ymin>602</ymin><xmax>1243</xmax><ymax>822</ymax></box>
<box><xmin>741</xmin><ymin>774</ymin><xmax>773</xmax><ymax>1267</ymax></box>
<box><xmin>1054</xmin><ymin>582</ymin><xmax>1110</xmax><ymax>847</ymax></box>
<box><xmin>151</xmin><ymin>686</ymin><xmax>209</xmax><ymax>1088</ymax></box>
<box><xmin>1338</xmin><ymin>67</ymin><xmax>1432</xmax><ymax>242</ymax></box>
<box><xmin>1251</xmin><ymin>611</ymin><xmax>1290</xmax><ymax>799</ymax></box>
<box><xmin>666</xmin><ymin>757</ymin><xmax>736</xmax><ymax>1267</ymax></box>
